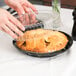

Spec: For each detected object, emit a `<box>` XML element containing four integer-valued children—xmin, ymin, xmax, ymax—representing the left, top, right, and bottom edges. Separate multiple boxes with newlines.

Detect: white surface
<box><xmin>0</xmin><ymin>5</ymin><xmax>76</xmax><ymax>76</ymax></box>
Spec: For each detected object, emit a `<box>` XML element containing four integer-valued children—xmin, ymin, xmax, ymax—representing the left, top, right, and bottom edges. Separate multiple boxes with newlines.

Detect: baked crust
<box><xmin>16</xmin><ymin>29</ymin><xmax>68</xmax><ymax>53</ymax></box>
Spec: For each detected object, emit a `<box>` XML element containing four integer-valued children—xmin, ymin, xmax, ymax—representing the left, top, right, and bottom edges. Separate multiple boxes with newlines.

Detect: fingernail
<box><xmin>13</xmin><ymin>35</ymin><xmax>18</xmax><ymax>39</ymax></box>
<box><xmin>22</xmin><ymin>12</ymin><xmax>25</xmax><ymax>15</ymax></box>
<box><xmin>22</xmin><ymin>27</ymin><xmax>25</xmax><ymax>31</ymax></box>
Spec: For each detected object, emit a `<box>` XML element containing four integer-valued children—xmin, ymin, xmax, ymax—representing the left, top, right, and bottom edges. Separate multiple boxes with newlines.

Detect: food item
<box><xmin>16</xmin><ymin>29</ymin><xmax>68</xmax><ymax>53</ymax></box>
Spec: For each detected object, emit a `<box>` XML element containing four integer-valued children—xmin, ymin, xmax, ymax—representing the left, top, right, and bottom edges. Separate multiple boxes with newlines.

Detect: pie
<box><xmin>16</xmin><ymin>29</ymin><xmax>68</xmax><ymax>53</ymax></box>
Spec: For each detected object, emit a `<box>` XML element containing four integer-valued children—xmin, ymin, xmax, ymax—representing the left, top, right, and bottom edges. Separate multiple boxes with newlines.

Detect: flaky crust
<box><xmin>16</xmin><ymin>29</ymin><xmax>68</xmax><ymax>53</ymax></box>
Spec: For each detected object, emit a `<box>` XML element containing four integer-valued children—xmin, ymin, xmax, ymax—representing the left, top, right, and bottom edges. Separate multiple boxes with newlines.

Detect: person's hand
<box><xmin>5</xmin><ymin>0</ymin><xmax>38</xmax><ymax>25</ymax></box>
<box><xmin>0</xmin><ymin>8</ymin><xmax>25</xmax><ymax>39</ymax></box>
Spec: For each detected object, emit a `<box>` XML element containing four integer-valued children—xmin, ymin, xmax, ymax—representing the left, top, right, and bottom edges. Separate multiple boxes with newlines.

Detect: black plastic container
<box><xmin>13</xmin><ymin>25</ymin><xmax>73</xmax><ymax>58</ymax></box>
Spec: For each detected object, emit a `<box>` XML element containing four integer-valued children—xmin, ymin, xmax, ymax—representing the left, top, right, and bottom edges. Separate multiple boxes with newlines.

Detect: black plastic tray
<box><xmin>13</xmin><ymin>25</ymin><xmax>73</xmax><ymax>58</ymax></box>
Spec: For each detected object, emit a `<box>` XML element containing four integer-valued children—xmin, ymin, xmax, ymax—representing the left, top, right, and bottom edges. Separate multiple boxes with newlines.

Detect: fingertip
<box><xmin>22</xmin><ymin>26</ymin><xmax>25</xmax><ymax>31</ymax></box>
<box><xmin>11</xmin><ymin>34</ymin><xmax>18</xmax><ymax>39</ymax></box>
<box><xmin>19</xmin><ymin>24</ymin><xmax>25</xmax><ymax>31</ymax></box>
<box><xmin>16</xmin><ymin>4</ymin><xmax>25</xmax><ymax>17</ymax></box>
<box><xmin>13</xmin><ymin>35</ymin><xmax>18</xmax><ymax>39</ymax></box>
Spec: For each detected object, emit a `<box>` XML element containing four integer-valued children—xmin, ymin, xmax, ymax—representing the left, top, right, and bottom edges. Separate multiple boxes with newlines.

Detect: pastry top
<box><xmin>16</xmin><ymin>29</ymin><xmax>68</xmax><ymax>53</ymax></box>
<box><xmin>18</xmin><ymin>29</ymin><xmax>53</xmax><ymax>40</ymax></box>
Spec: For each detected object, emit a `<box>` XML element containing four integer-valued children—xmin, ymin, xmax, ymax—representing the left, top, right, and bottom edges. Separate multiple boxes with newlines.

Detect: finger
<box><xmin>23</xmin><ymin>5</ymin><xmax>32</xmax><ymax>14</ymax></box>
<box><xmin>0</xmin><ymin>27</ymin><xmax>4</xmax><ymax>32</ymax></box>
<box><xmin>25</xmin><ymin>14</ymin><xmax>30</xmax><ymax>25</ymax></box>
<box><xmin>29</xmin><ymin>13</ymin><xmax>37</xmax><ymax>24</ymax></box>
<box><xmin>0</xmin><ymin>26</ymin><xmax>7</xmax><ymax>32</ymax></box>
<box><xmin>6</xmin><ymin>21</ymin><xmax>23</xmax><ymax>37</ymax></box>
<box><xmin>0</xmin><ymin>27</ymin><xmax>2</xmax><ymax>30</ymax></box>
<box><xmin>23</xmin><ymin>6</ymin><xmax>37</xmax><ymax>25</ymax></box>
<box><xmin>7</xmin><ymin>13</ymin><xmax>25</xmax><ymax>31</ymax></box>
<box><xmin>23</xmin><ymin>6</ymin><xmax>37</xmax><ymax>24</ymax></box>
<box><xmin>20</xmin><ymin>14</ymin><xmax>29</xmax><ymax>25</ymax></box>
<box><xmin>23</xmin><ymin>2</ymin><xmax>38</xmax><ymax>14</ymax></box>
<box><xmin>16</xmin><ymin>4</ymin><xmax>25</xmax><ymax>22</ymax></box>
<box><xmin>1</xmin><ymin>24</ymin><xmax>18</xmax><ymax>39</ymax></box>
<box><xmin>23</xmin><ymin>7</ymin><xmax>30</xmax><ymax>25</ymax></box>
<box><xmin>13</xmin><ymin>3</ymin><xmax>25</xmax><ymax>22</ymax></box>
<box><xmin>15</xmin><ymin>3</ymin><xmax>25</xmax><ymax>16</ymax></box>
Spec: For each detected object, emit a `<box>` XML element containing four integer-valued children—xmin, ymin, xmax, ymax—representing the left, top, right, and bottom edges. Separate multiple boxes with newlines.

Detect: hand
<box><xmin>5</xmin><ymin>0</ymin><xmax>38</xmax><ymax>25</ymax></box>
<box><xmin>0</xmin><ymin>8</ymin><xmax>25</xmax><ymax>39</ymax></box>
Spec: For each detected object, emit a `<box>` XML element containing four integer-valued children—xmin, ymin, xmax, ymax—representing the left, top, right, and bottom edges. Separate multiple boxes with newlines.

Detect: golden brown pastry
<box><xmin>16</xmin><ymin>29</ymin><xmax>68</xmax><ymax>53</ymax></box>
